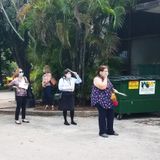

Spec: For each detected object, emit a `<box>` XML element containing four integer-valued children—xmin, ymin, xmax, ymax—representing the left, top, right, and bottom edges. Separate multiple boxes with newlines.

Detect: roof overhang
<box><xmin>136</xmin><ymin>0</ymin><xmax>160</xmax><ymax>13</ymax></box>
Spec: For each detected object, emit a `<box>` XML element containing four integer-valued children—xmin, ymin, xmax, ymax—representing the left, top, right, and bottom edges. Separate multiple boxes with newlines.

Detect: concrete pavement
<box><xmin>0</xmin><ymin>90</ymin><xmax>160</xmax><ymax>160</ymax></box>
<box><xmin>0</xmin><ymin>90</ymin><xmax>16</xmax><ymax>108</ymax></box>
<box><xmin>0</xmin><ymin>115</ymin><xmax>160</xmax><ymax>160</ymax></box>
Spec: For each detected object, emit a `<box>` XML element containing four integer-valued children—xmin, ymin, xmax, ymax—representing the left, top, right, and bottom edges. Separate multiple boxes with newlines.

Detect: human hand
<box><xmin>13</xmin><ymin>86</ymin><xmax>20</xmax><ymax>91</ymax></box>
<box><xmin>3</xmin><ymin>84</ymin><xmax>8</xmax><ymax>87</ymax></box>
<box><xmin>72</xmin><ymin>71</ymin><xmax>78</xmax><ymax>76</ymax></box>
<box><xmin>66</xmin><ymin>68</ymin><xmax>79</xmax><ymax>76</ymax></box>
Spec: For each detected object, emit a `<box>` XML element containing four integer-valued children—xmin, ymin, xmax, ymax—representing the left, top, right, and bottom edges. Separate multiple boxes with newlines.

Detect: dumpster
<box><xmin>138</xmin><ymin>64</ymin><xmax>160</xmax><ymax>75</ymax></box>
<box><xmin>111</xmin><ymin>75</ymin><xmax>160</xmax><ymax>120</ymax></box>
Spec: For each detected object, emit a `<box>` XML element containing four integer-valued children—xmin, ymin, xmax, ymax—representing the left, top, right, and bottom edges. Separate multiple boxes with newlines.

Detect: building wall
<box><xmin>131</xmin><ymin>36</ymin><xmax>160</xmax><ymax>74</ymax></box>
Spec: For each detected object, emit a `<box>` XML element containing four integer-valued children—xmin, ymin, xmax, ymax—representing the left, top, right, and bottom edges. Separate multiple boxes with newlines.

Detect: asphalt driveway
<box><xmin>0</xmin><ymin>114</ymin><xmax>160</xmax><ymax>160</ymax></box>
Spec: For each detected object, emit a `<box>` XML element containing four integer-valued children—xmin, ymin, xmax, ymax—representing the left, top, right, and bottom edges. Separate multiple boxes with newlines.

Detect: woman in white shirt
<box><xmin>58</xmin><ymin>69</ymin><xmax>82</xmax><ymax>125</ymax></box>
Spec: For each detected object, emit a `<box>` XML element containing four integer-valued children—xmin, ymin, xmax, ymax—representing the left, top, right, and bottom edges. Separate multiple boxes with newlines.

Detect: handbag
<box><xmin>54</xmin><ymin>92</ymin><xmax>62</xmax><ymax>100</ymax></box>
<box><xmin>111</xmin><ymin>92</ymin><xmax>118</xmax><ymax>107</ymax></box>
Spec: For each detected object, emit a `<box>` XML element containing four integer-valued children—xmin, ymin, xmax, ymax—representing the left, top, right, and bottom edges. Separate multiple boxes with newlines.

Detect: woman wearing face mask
<box><xmin>91</xmin><ymin>65</ymin><xmax>119</xmax><ymax>138</ymax></box>
<box><xmin>58</xmin><ymin>69</ymin><xmax>82</xmax><ymax>125</ymax></box>
<box><xmin>8</xmin><ymin>68</ymin><xmax>29</xmax><ymax>124</ymax></box>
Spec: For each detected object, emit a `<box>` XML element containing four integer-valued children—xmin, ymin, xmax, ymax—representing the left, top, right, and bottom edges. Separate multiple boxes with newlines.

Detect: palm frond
<box><xmin>56</xmin><ymin>21</ymin><xmax>71</xmax><ymax>48</ymax></box>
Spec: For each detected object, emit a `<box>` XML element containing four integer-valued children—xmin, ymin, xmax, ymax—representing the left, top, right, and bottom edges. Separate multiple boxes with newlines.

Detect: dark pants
<box><xmin>15</xmin><ymin>96</ymin><xmax>27</xmax><ymax>120</ymax></box>
<box><xmin>96</xmin><ymin>104</ymin><xmax>114</xmax><ymax>135</ymax></box>
<box><xmin>43</xmin><ymin>86</ymin><xmax>53</xmax><ymax>105</ymax></box>
<box><xmin>63</xmin><ymin>110</ymin><xmax>75</xmax><ymax>122</ymax></box>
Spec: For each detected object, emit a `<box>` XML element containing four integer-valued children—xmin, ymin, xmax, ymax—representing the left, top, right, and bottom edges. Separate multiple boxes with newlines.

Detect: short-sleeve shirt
<box><xmin>91</xmin><ymin>78</ymin><xmax>114</xmax><ymax>109</ymax></box>
<box><xmin>10</xmin><ymin>77</ymin><xmax>28</xmax><ymax>96</ymax></box>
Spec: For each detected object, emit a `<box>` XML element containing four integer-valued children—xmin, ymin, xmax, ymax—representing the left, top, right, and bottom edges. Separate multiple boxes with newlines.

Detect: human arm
<box><xmin>72</xmin><ymin>72</ymin><xmax>82</xmax><ymax>84</ymax></box>
<box><xmin>42</xmin><ymin>73</ymin><xmax>52</xmax><ymax>87</ymax></box>
<box><xmin>7</xmin><ymin>79</ymin><xmax>14</xmax><ymax>87</ymax></box>
<box><xmin>7</xmin><ymin>78</ymin><xmax>17</xmax><ymax>87</ymax></box>
<box><xmin>93</xmin><ymin>76</ymin><xmax>108</xmax><ymax>90</ymax></box>
<box><xmin>7</xmin><ymin>78</ymin><xmax>20</xmax><ymax>91</ymax></box>
<box><xmin>58</xmin><ymin>78</ymin><xmax>73</xmax><ymax>91</ymax></box>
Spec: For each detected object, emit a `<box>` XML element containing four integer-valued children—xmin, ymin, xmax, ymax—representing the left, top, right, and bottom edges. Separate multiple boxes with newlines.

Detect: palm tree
<box><xmin>0</xmin><ymin>0</ymin><xmax>32</xmax><ymax>76</ymax></box>
<box><xmin>0</xmin><ymin>0</ymin><xmax>24</xmax><ymax>41</ymax></box>
<box><xmin>17</xmin><ymin>0</ymin><xmax>135</xmax><ymax>101</ymax></box>
<box><xmin>0</xmin><ymin>0</ymin><xmax>35</xmax><ymax>106</ymax></box>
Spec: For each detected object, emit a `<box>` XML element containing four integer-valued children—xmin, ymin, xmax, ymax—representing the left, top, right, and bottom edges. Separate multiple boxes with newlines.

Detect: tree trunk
<box><xmin>76</xmin><ymin>23</ymin><xmax>87</xmax><ymax>105</ymax></box>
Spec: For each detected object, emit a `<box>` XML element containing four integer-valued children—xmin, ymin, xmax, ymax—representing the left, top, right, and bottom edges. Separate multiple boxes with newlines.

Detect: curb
<box><xmin>0</xmin><ymin>108</ymin><xmax>98</xmax><ymax>117</ymax></box>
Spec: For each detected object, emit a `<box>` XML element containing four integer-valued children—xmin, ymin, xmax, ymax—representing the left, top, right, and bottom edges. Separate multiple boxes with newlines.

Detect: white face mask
<box><xmin>66</xmin><ymin>73</ymin><xmax>71</xmax><ymax>79</ymax></box>
<box><xmin>19</xmin><ymin>71</ymin><xmax>24</xmax><ymax>77</ymax></box>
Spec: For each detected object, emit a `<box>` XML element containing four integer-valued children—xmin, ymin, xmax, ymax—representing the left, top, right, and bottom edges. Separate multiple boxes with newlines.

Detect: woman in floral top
<box><xmin>91</xmin><ymin>65</ymin><xmax>118</xmax><ymax>138</ymax></box>
<box><xmin>8</xmin><ymin>68</ymin><xmax>29</xmax><ymax>124</ymax></box>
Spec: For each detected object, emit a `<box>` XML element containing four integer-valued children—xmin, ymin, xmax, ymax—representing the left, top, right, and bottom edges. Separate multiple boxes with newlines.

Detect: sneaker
<box><xmin>15</xmin><ymin>120</ymin><xmax>21</xmax><ymax>124</ymax></box>
<box><xmin>64</xmin><ymin>121</ymin><xmax>70</xmax><ymax>125</ymax></box>
<box><xmin>22</xmin><ymin>119</ymin><xmax>30</xmax><ymax>123</ymax></box>
<box><xmin>71</xmin><ymin>121</ymin><xmax>77</xmax><ymax>125</ymax></box>
<box><xmin>44</xmin><ymin>105</ymin><xmax>49</xmax><ymax>110</ymax></box>
<box><xmin>51</xmin><ymin>105</ymin><xmax>55</xmax><ymax>110</ymax></box>
<box><xmin>107</xmin><ymin>132</ymin><xmax>119</xmax><ymax>136</ymax></box>
<box><xmin>99</xmin><ymin>133</ymin><xmax>108</xmax><ymax>138</ymax></box>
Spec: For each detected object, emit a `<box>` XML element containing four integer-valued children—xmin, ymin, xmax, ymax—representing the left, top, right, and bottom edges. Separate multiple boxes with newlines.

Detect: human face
<box><xmin>100</xmin><ymin>68</ymin><xmax>108</xmax><ymax>78</ymax></box>
<box><xmin>65</xmin><ymin>72</ymin><xmax>72</xmax><ymax>79</ymax></box>
<box><xmin>19</xmin><ymin>70</ymin><xmax>24</xmax><ymax>77</ymax></box>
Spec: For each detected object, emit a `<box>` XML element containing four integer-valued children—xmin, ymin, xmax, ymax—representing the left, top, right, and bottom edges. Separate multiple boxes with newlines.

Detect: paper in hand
<box><xmin>116</xmin><ymin>91</ymin><xmax>127</xmax><ymax>96</ymax></box>
<box><xmin>19</xmin><ymin>82</ymin><xmax>29</xmax><ymax>90</ymax></box>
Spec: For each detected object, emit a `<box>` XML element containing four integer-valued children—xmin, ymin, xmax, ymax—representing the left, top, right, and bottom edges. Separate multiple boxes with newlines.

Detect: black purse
<box><xmin>54</xmin><ymin>92</ymin><xmax>62</xmax><ymax>100</ymax></box>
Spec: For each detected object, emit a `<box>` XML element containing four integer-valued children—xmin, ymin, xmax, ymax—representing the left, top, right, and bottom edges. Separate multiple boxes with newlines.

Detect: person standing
<box><xmin>91</xmin><ymin>65</ymin><xmax>119</xmax><ymax>138</ymax></box>
<box><xmin>8</xmin><ymin>68</ymin><xmax>30</xmax><ymax>124</ymax></box>
<box><xmin>58</xmin><ymin>69</ymin><xmax>82</xmax><ymax>125</ymax></box>
<box><xmin>42</xmin><ymin>65</ymin><xmax>56</xmax><ymax>110</ymax></box>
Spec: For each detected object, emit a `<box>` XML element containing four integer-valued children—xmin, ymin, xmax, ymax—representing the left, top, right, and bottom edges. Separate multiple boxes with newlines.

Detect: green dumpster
<box><xmin>111</xmin><ymin>75</ymin><xmax>160</xmax><ymax>120</ymax></box>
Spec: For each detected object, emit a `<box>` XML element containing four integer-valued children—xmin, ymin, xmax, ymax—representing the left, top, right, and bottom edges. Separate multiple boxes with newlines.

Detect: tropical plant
<box><xmin>0</xmin><ymin>0</ymin><xmax>136</xmax><ymax>103</ymax></box>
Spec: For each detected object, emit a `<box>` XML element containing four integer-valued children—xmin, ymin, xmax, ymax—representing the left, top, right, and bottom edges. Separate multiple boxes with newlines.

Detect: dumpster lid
<box><xmin>110</xmin><ymin>75</ymin><xmax>160</xmax><ymax>81</ymax></box>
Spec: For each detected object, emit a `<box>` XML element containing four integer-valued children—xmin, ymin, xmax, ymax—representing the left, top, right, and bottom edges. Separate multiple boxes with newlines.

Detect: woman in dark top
<box><xmin>42</xmin><ymin>65</ymin><xmax>55</xmax><ymax>110</ymax></box>
<box><xmin>91</xmin><ymin>65</ymin><xmax>118</xmax><ymax>138</ymax></box>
